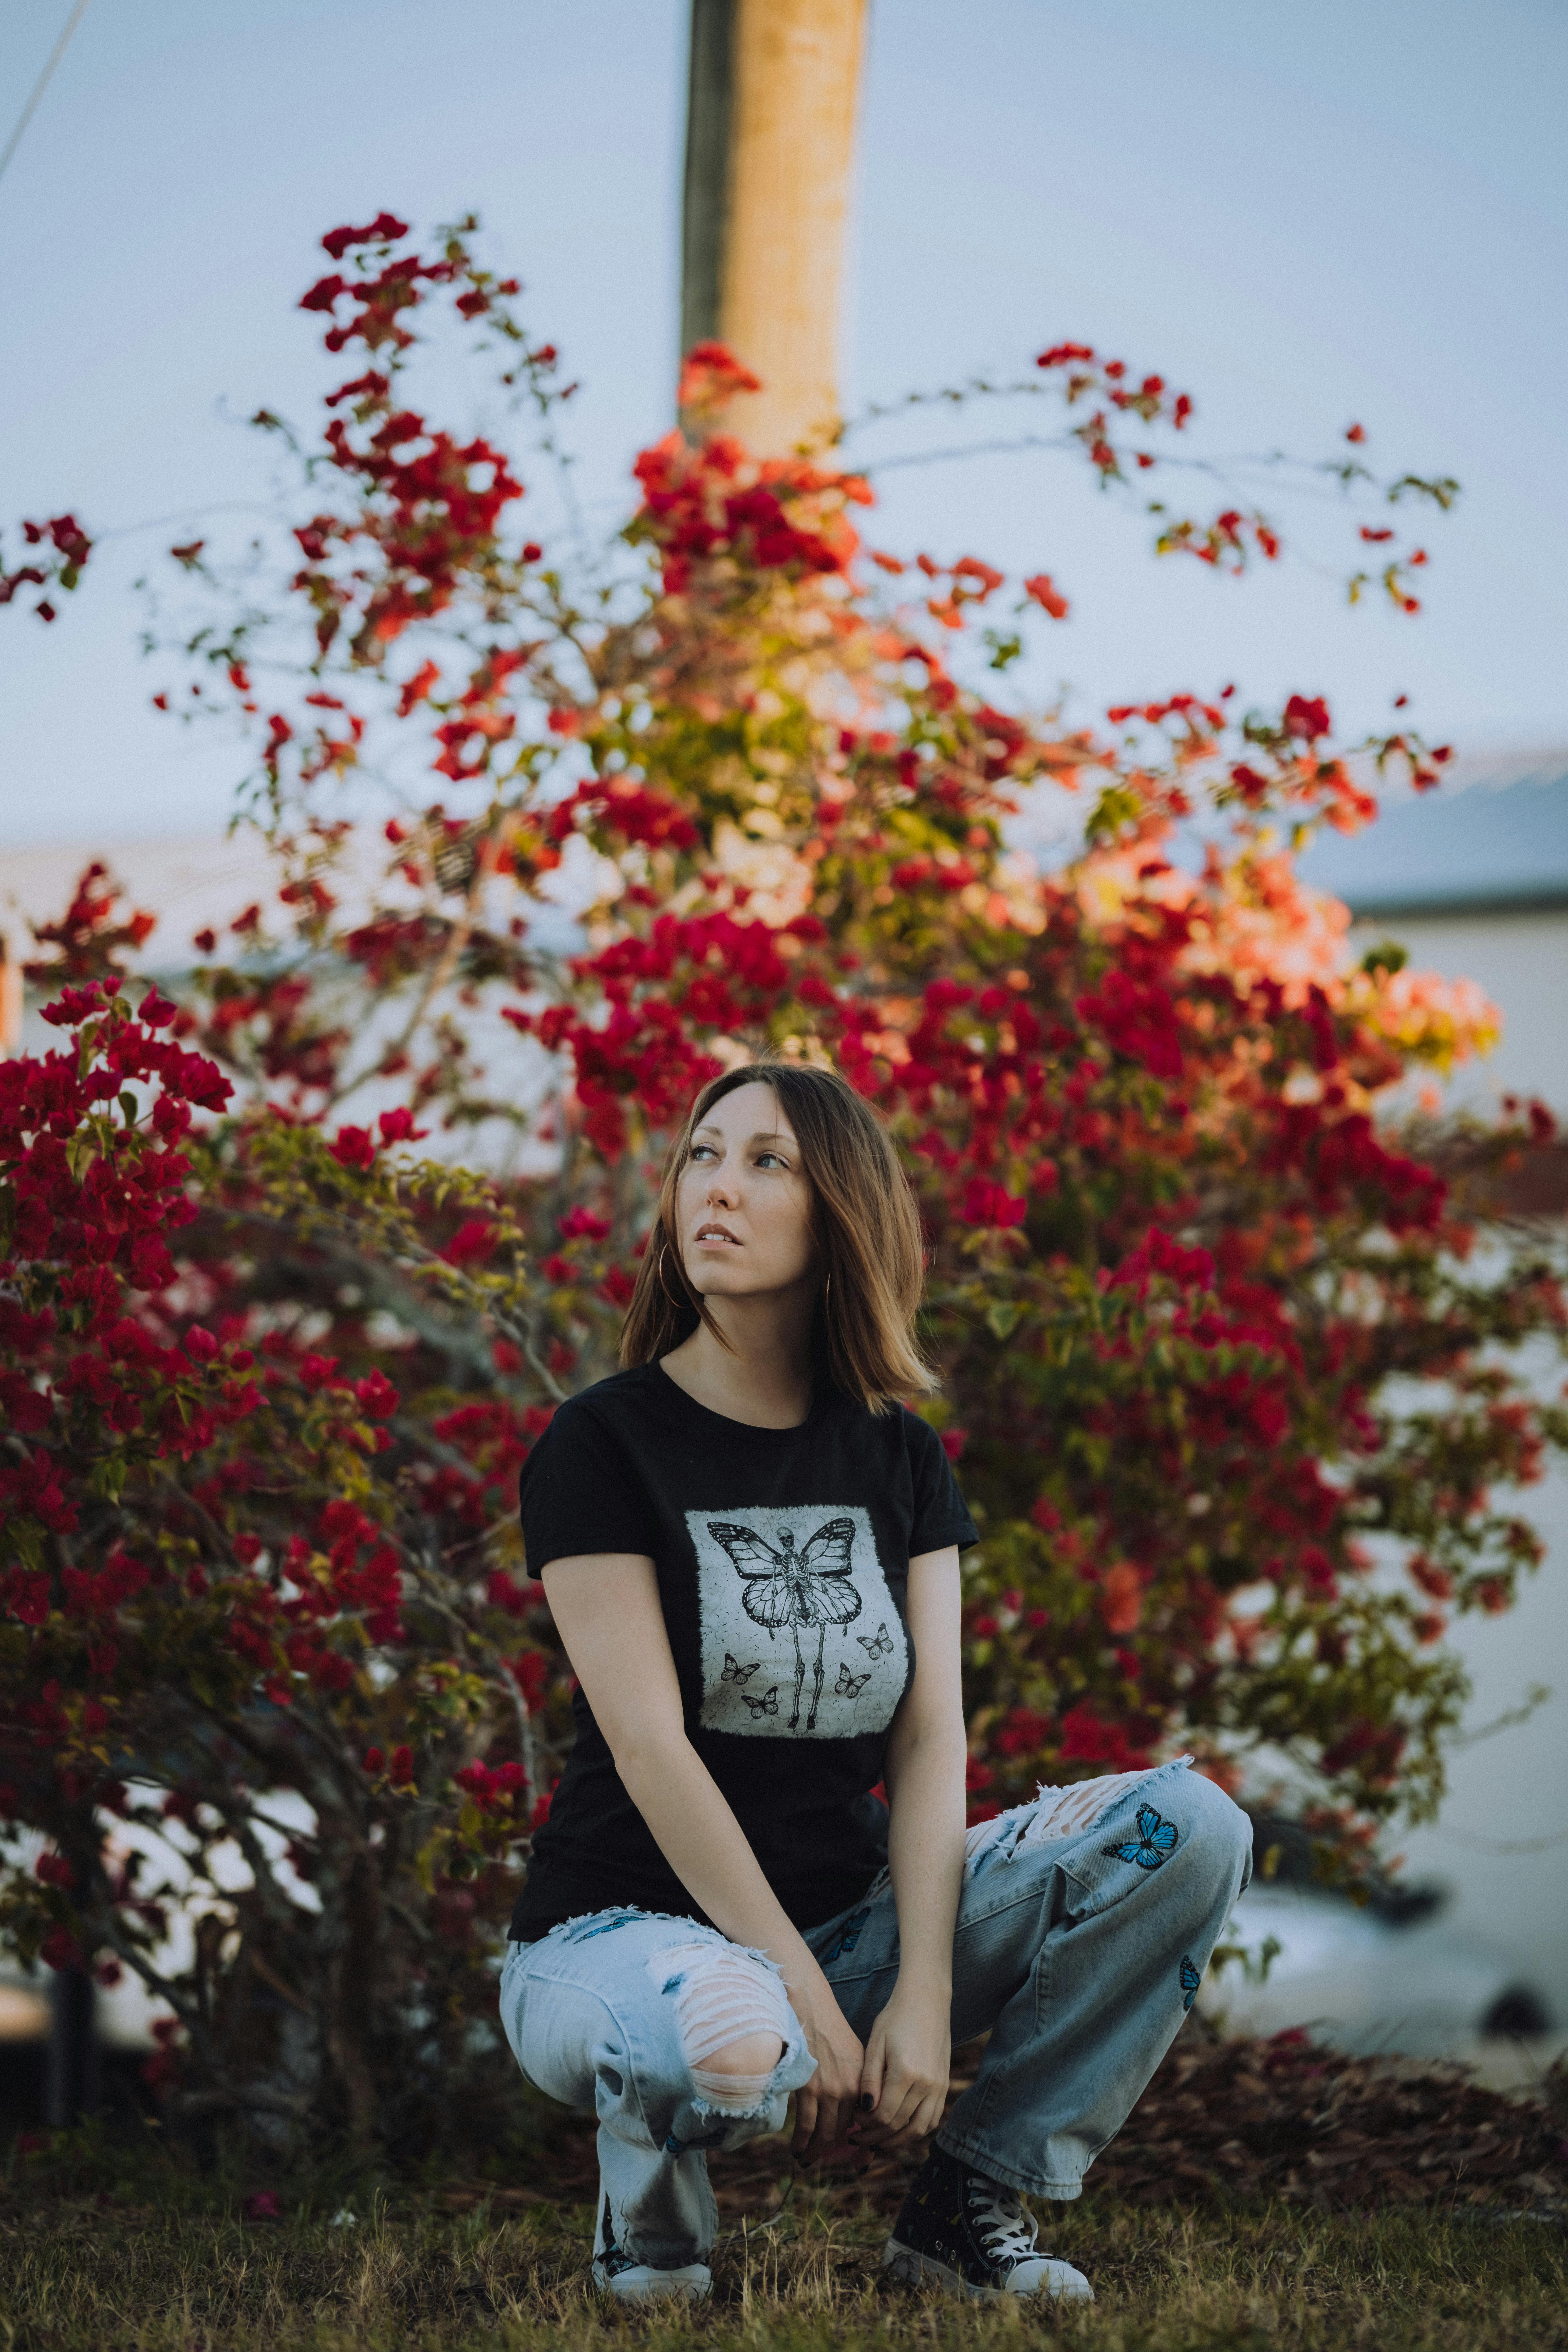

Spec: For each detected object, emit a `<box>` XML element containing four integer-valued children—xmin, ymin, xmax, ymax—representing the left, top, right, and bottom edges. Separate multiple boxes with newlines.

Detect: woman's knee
<box><xmin>649</xmin><ymin>1938</ymin><xmax>791</xmax><ymax>2112</ymax></box>
<box><xmin>1175</xmin><ymin>1769</ymin><xmax>1253</xmax><ymax>1894</ymax></box>
<box><xmin>695</xmin><ymin>2028</ymin><xmax>787</xmax><ymax>2083</ymax></box>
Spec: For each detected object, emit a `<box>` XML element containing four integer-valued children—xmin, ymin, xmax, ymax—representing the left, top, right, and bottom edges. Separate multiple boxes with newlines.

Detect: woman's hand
<box><xmin>787</xmin><ymin>1968</ymin><xmax>866</xmax><ymax>2165</ymax></box>
<box><xmin>854</xmin><ymin>1976</ymin><xmax>951</xmax><ymax>2152</ymax></box>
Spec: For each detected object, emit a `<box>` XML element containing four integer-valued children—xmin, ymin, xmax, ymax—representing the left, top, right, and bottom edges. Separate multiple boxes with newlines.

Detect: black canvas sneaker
<box><xmin>883</xmin><ymin>2144</ymin><xmax>1093</xmax><ymax>2302</ymax></box>
<box><xmin>591</xmin><ymin>2192</ymin><xmax>712</xmax><ymax>2302</ymax></box>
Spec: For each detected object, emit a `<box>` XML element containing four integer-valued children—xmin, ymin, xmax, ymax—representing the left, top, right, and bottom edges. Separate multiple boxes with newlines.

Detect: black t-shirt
<box><xmin>508</xmin><ymin>1361</ymin><xmax>978</xmax><ymax>1940</ymax></box>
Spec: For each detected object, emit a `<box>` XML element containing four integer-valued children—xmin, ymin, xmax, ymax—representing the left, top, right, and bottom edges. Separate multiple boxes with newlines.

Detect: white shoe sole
<box><xmin>591</xmin><ymin>2262</ymin><xmax>712</xmax><ymax>2302</ymax></box>
<box><xmin>884</xmin><ymin>2238</ymin><xmax>1094</xmax><ymax>2303</ymax></box>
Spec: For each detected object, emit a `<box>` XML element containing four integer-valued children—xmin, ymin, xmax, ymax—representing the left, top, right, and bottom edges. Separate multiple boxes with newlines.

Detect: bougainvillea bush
<box><xmin>2</xmin><ymin>215</ymin><xmax>1564</xmax><ymax>2154</ymax></box>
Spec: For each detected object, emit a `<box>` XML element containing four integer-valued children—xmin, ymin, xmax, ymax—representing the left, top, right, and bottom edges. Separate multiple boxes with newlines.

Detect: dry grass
<box><xmin>5</xmin><ymin>2027</ymin><xmax>1566</xmax><ymax>2350</ymax></box>
<box><xmin>0</xmin><ymin>2176</ymin><xmax>1564</xmax><ymax>2352</ymax></box>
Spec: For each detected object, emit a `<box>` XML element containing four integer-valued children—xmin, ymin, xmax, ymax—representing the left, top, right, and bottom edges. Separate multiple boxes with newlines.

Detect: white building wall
<box><xmin>1360</xmin><ymin>908</ymin><xmax>1568</xmax><ymax>1118</ymax></box>
<box><xmin>1349</xmin><ymin>908</ymin><xmax>1568</xmax><ymax>2029</ymax></box>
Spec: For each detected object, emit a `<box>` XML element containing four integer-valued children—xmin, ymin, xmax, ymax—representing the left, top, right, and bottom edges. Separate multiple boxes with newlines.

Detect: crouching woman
<box><xmin>499</xmin><ymin>1060</ymin><xmax>1251</xmax><ymax>2302</ymax></box>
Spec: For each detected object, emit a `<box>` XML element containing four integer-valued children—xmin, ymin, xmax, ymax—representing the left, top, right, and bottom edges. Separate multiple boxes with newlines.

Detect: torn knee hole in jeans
<box><xmin>964</xmin><ymin>1761</ymin><xmax>1193</xmax><ymax>1869</ymax></box>
<box><xmin>648</xmin><ymin>1939</ymin><xmax>790</xmax><ymax>2111</ymax></box>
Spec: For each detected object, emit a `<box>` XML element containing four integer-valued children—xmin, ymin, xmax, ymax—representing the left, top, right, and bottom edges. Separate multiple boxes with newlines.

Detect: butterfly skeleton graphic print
<box><xmin>707</xmin><ymin>1516</ymin><xmax>861</xmax><ymax>1731</ymax></box>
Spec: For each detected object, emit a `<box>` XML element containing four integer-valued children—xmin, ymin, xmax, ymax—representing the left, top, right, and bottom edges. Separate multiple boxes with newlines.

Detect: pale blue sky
<box><xmin>2</xmin><ymin>0</ymin><xmax>1565</xmax><ymax>846</ymax></box>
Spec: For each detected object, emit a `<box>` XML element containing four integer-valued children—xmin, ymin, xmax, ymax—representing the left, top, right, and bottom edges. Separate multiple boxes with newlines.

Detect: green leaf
<box><xmin>985</xmin><ymin>1299</ymin><xmax>1024</xmax><ymax>1342</ymax></box>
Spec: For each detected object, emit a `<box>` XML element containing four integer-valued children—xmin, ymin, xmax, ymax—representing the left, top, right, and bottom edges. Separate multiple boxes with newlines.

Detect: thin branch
<box><xmin>407</xmin><ymin>1543</ymin><xmax>541</xmax><ymax>1799</ymax></box>
<box><xmin>328</xmin><ymin>816</ymin><xmax>504</xmax><ymax>1110</ymax></box>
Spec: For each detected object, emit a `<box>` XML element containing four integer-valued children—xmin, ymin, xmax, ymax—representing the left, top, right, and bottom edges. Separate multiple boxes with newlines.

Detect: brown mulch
<box><xmin>1085</xmin><ymin>2029</ymin><xmax>1568</xmax><ymax>2213</ymax></box>
<box><xmin>441</xmin><ymin>2026</ymin><xmax>1568</xmax><ymax>2221</ymax></box>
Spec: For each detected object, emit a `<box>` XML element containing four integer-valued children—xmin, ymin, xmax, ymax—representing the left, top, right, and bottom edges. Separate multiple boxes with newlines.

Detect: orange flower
<box><xmin>1099</xmin><ymin>1563</ymin><xmax>1144</xmax><ymax>1635</ymax></box>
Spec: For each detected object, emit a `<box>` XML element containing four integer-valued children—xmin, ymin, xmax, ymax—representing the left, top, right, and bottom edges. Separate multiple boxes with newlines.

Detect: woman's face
<box><xmin>675</xmin><ymin>1081</ymin><xmax>818</xmax><ymax>1307</ymax></box>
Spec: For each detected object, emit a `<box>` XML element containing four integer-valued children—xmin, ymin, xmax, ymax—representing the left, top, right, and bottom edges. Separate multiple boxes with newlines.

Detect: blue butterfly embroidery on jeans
<box><xmin>562</xmin><ymin>1909</ymin><xmax>644</xmax><ymax>1942</ymax></box>
<box><xmin>1102</xmin><ymin>1803</ymin><xmax>1179</xmax><ymax>1870</ymax></box>
<box><xmin>1180</xmin><ymin>1954</ymin><xmax>1202</xmax><ymax>2011</ymax></box>
<box><xmin>820</xmin><ymin>1906</ymin><xmax>870</xmax><ymax>1967</ymax></box>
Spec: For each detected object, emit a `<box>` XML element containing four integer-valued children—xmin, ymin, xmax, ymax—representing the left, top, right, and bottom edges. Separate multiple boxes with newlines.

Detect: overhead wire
<box><xmin>0</xmin><ymin>0</ymin><xmax>91</xmax><ymax>189</ymax></box>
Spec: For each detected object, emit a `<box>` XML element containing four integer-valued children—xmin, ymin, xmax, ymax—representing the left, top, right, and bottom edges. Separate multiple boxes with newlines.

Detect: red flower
<box><xmin>559</xmin><ymin>1206</ymin><xmax>610</xmax><ymax>1242</ymax></box>
<box><xmin>378</xmin><ymin>1107</ymin><xmax>428</xmax><ymax>1144</ymax></box>
<box><xmin>354</xmin><ymin>1370</ymin><xmax>399</xmax><ymax>1419</ymax></box>
<box><xmin>442</xmin><ymin>1217</ymin><xmax>495</xmax><ymax>1268</ymax></box>
<box><xmin>677</xmin><ymin>341</ymin><xmax>762</xmax><ymax>414</ymax></box>
<box><xmin>329</xmin><ymin>1125</ymin><xmax>376</xmax><ymax>1170</ymax></box>
<box><xmin>1058</xmin><ymin>1705</ymin><xmax>1149</xmax><ymax>1771</ymax></box>
<box><xmin>1283</xmin><ymin>693</ymin><xmax>1332</xmax><ymax>742</ymax></box>
<box><xmin>1023</xmin><ymin>573</ymin><xmax>1069</xmax><ymax>620</ymax></box>
<box><xmin>320</xmin><ymin>213</ymin><xmax>408</xmax><ymax>261</ymax></box>
<box><xmin>510</xmin><ymin>1651</ymin><xmax>549</xmax><ymax>1711</ymax></box>
<box><xmin>958</xmin><ymin>1179</ymin><xmax>1027</xmax><ymax>1230</ymax></box>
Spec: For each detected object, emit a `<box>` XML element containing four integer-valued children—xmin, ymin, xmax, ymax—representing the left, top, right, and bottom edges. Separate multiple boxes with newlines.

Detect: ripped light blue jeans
<box><xmin>497</xmin><ymin>1759</ymin><xmax>1251</xmax><ymax>2267</ymax></box>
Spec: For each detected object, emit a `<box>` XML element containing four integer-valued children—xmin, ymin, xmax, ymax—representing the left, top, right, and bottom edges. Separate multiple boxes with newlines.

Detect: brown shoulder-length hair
<box><xmin>619</xmin><ymin>1060</ymin><xmax>936</xmax><ymax>1414</ymax></box>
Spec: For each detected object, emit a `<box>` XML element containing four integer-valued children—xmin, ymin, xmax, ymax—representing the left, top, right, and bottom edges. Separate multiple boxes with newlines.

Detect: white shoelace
<box><xmin>965</xmin><ymin>2177</ymin><xmax>1039</xmax><ymax>2267</ymax></box>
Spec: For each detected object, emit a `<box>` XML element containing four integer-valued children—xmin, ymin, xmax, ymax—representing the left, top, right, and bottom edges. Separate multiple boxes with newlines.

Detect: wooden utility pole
<box><xmin>681</xmin><ymin>0</ymin><xmax>868</xmax><ymax>454</ymax></box>
<box><xmin>0</xmin><ymin>936</ymin><xmax>22</xmax><ymax>1058</ymax></box>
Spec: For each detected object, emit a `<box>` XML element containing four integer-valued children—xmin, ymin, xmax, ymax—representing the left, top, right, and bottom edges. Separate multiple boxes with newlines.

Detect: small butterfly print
<box><xmin>1102</xmin><ymin>1803</ymin><xmax>1180</xmax><ymax>1871</ymax></box>
<box><xmin>836</xmin><ymin>1662</ymin><xmax>872</xmax><ymax>1698</ymax></box>
<box><xmin>1179</xmin><ymin>1954</ymin><xmax>1201</xmax><ymax>2012</ymax></box>
<box><xmin>857</xmin><ymin>1620</ymin><xmax>894</xmax><ymax>1659</ymax></box>
<box><xmin>721</xmin><ymin>1654</ymin><xmax>762</xmax><ymax>1686</ymax></box>
<box><xmin>820</xmin><ymin>1905</ymin><xmax>870</xmax><ymax>1966</ymax></box>
<box><xmin>742</xmin><ymin>1687</ymin><xmax>779</xmax><ymax>1720</ymax></box>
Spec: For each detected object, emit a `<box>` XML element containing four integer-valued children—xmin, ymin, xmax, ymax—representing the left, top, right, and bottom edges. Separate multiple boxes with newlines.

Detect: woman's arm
<box><xmin>856</xmin><ymin>1542</ymin><xmax>968</xmax><ymax>2150</ymax></box>
<box><xmin>540</xmin><ymin>1551</ymin><xmax>867</xmax><ymax>2158</ymax></box>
